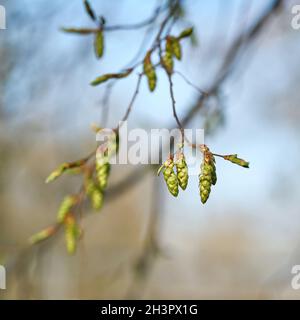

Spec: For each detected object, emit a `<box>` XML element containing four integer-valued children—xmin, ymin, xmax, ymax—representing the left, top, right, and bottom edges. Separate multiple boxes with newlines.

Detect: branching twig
<box><xmin>167</xmin><ymin>73</ymin><xmax>185</xmax><ymax>146</ymax></box>
<box><xmin>103</xmin><ymin>4</ymin><xmax>167</xmax><ymax>32</ymax></box>
<box><xmin>116</xmin><ymin>73</ymin><xmax>143</xmax><ymax>130</ymax></box>
<box><xmin>181</xmin><ymin>0</ymin><xmax>282</xmax><ymax>128</ymax></box>
<box><xmin>174</xmin><ymin>70</ymin><xmax>208</xmax><ymax>96</ymax></box>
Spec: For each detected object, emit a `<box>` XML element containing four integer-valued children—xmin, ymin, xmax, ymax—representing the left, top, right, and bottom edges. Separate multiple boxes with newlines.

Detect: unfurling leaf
<box><xmin>178</xmin><ymin>27</ymin><xmax>193</xmax><ymax>40</ymax></box>
<box><xmin>90</xmin><ymin>68</ymin><xmax>132</xmax><ymax>86</ymax></box>
<box><xmin>57</xmin><ymin>195</ymin><xmax>77</xmax><ymax>223</ymax></box>
<box><xmin>223</xmin><ymin>154</ymin><xmax>249</xmax><ymax>168</ymax></box>
<box><xmin>45</xmin><ymin>163</ymin><xmax>68</xmax><ymax>183</ymax></box>
<box><xmin>46</xmin><ymin>160</ymin><xmax>85</xmax><ymax>183</ymax></box>
<box><xmin>143</xmin><ymin>51</ymin><xmax>157</xmax><ymax>92</ymax></box>
<box><xmin>60</xmin><ymin>27</ymin><xmax>95</xmax><ymax>35</ymax></box>
<box><xmin>94</xmin><ymin>29</ymin><xmax>104</xmax><ymax>58</ymax></box>
<box><xmin>29</xmin><ymin>226</ymin><xmax>56</xmax><ymax>244</ymax></box>
<box><xmin>83</xmin><ymin>0</ymin><xmax>96</xmax><ymax>21</ymax></box>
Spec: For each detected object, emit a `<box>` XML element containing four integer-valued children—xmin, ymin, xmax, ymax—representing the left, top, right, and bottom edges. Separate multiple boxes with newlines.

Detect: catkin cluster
<box><xmin>161</xmin><ymin>28</ymin><xmax>193</xmax><ymax>75</ymax></box>
<box><xmin>64</xmin><ymin>213</ymin><xmax>82</xmax><ymax>254</ymax></box>
<box><xmin>159</xmin><ymin>152</ymin><xmax>189</xmax><ymax>197</ymax></box>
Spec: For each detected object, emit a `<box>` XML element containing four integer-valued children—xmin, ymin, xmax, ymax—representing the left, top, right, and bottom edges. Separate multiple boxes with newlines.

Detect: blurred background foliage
<box><xmin>1</xmin><ymin>0</ymin><xmax>300</xmax><ymax>299</ymax></box>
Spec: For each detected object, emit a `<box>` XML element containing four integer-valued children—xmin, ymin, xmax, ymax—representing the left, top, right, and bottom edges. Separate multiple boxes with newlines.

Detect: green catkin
<box><xmin>162</xmin><ymin>159</ymin><xmax>179</xmax><ymax>197</ymax></box>
<box><xmin>85</xmin><ymin>178</ymin><xmax>104</xmax><ymax>210</ymax></box>
<box><xmin>91</xmin><ymin>188</ymin><xmax>104</xmax><ymax>210</ymax></box>
<box><xmin>64</xmin><ymin>214</ymin><xmax>77</xmax><ymax>254</ymax></box>
<box><xmin>211</xmin><ymin>161</ymin><xmax>217</xmax><ymax>186</ymax></box>
<box><xmin>161</xmin><ymin>51</ymin><xmax>174</xmax><ymax>74</ymax></box>
<box><xmin>175</xmin><ymin>152</ymin><xmax>188</xmax><ymax>190</ymax></box>
<box><xmin>85</xmin><ymin>178</ymin><xmax>95</xmax><ymax>195</ymax></box>
<box><xmin>199</xmin><ymin>150</ymin><xmax>217</xmax><ymax>204</ymax></box>
<box><xmin>143</xmin><ymin>52</ymin><xmax>157</xmax><ymax>92</ymax></box>
<box><xmin>57</xmin><ymin>195</ymin><xmax>77</xmax><ymax>223</ymax></box>
<box><xmin>96</xmin><ymin>160</ymin><xmax>110</xmax><ymax>190</ymax></box>
<box><xmin>171</xmin><ymin>37</ymin><xmax>182</xmax><ymax>60</ymax></box>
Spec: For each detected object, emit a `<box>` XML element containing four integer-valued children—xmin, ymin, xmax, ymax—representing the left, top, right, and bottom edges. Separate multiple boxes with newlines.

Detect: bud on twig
<box><xmin>83</xmin><ymin>0</ymin><xmax>96</xmax><ymax>21</ymax></box>
<box><xmin>177</xmin><ymin>27</ymin><xmax>193</xmax><ymax>40</ymax></box>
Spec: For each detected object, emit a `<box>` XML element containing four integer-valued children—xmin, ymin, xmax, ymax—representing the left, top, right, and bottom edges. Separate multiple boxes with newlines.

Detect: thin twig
<box><xmin>174</xmin><ymin>70</ymin><xmax>208</xmax><ymax>95</ymax></box>
<box><xmin>115</xmin><ymin>73</ymin><xmax>143</xmax><ymax>131</ymax></box>
<box><xmin>180</xmin><ymin>0</ymin><xmax>282</xmax><ymax>127</ymax></box>
<box><xmin>100</xmin><ymin>82</ymin><xmax>114</xmax><ymax>126</ymax></box>
<box><xmin>167</xmin><ymin>73</ymin><xmax>185</xmax><ymax>146</ymax></box>
<box><xmin>103</xmin><ymin>4</ymin><xmax>167</xmax><ymax>32</ymax></box>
